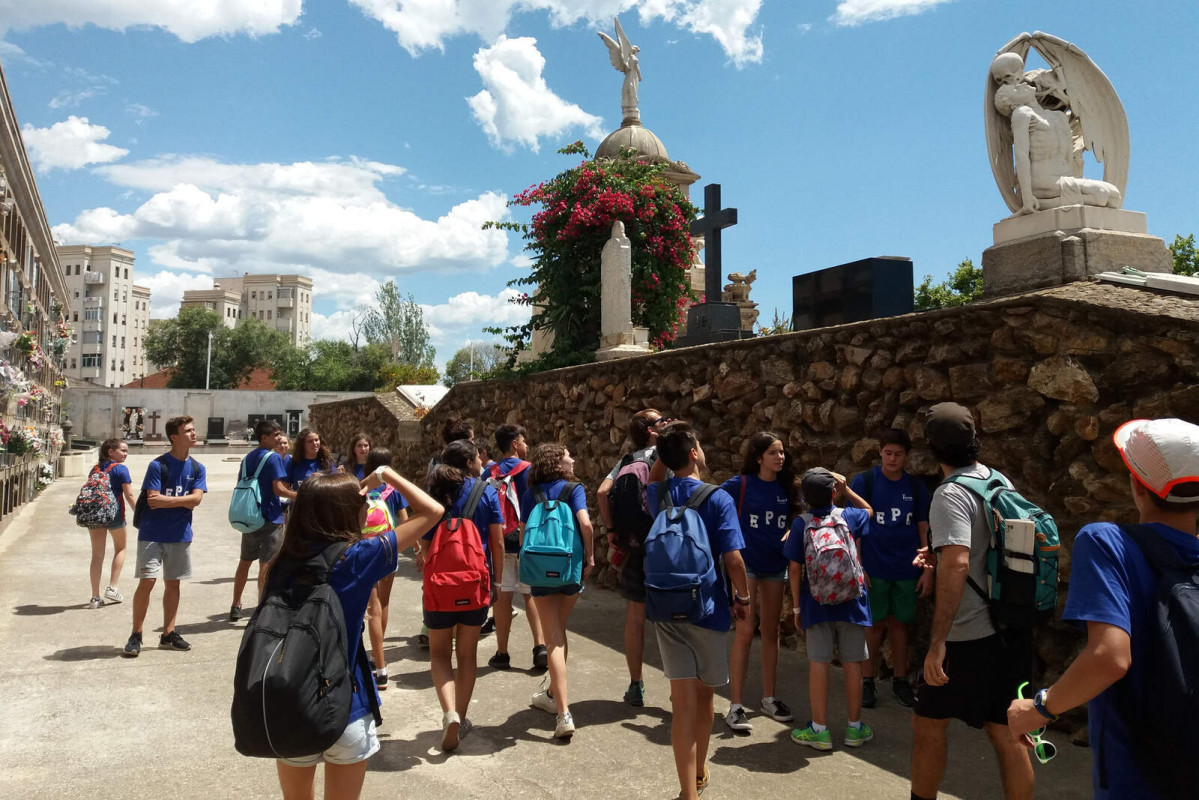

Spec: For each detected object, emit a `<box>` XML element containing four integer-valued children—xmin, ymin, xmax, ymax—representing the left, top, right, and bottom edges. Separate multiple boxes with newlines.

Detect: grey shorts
<box><xmin>653</xmin><ymin>621</ymin><xmax>729</xmax><ymax>687</ymax></box>
<box><xmin>240</xmin><ymin>521</ymin><xmax>283</xmax><ymax>563</ymax></box>
<box><xmin>136</xmin><ymin>540</ymin><xmax>193</xmax><ymax>581</ymax></box>
<box><xmin>805</xmin><ymin>621</ymin><xmax>869</xmax><ymax>663</ymax></box>
<box><xmin>278</xmin><ymin>714</ymin><xmax>379</xmax><ymax>767</ymax></box>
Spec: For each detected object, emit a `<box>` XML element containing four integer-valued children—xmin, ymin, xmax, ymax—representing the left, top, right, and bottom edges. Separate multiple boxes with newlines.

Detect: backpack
<box><xmin>944</xmin><ymin>467</ymin><xmax>1060</xmax><ymax>628</ymax></box>
<box><xmin>519</xmin><ymin>482</ymin><xmax>583</xmax><ymax>588</ymax></box>
<box><xmin>131</xmin><ymin>455</ymin><xmax>198</xmax><ymax>529</ymax></box>
<box><xmin>423</xmin><ymin>480</ymin><xmax>491</xmax><ymax>612</ymax></box>
<box><xmin>1115</xmin><ymin>524</ymin><xmax>1199</xmax><ymax>798</ymax></box>
<box><xmin>609</xmin><ymin>452</ymin><xmax>655</xmax><ymax>550</ymax></box>
<box><xmin>228</xmin><ymin>451</ymin><xmax>272</xmax><ymax>533</ymax></box>
<box><xmin>643</xmin><ymin>481</ymin><xmax>721</xmax><ymax>623</ymax></box>
<box><xmin>231</xmin><ymin>541</ymin><xmax>381</xmax><ymax>759</ymax></box>
<box><xmin>801</xmin><ymin>509</ymin><xmax>866</xmax><ymax>605</ymax></box>
<box><xmin>362</xmin><ymin>486</ymin><xmax>397</xmax><ymax>537</ymax></box>
<box><xmin>488</xmin><ymin>460</ymin><xmax>531</xmax><ymax>552</ymax></box>
<box><xmin>70</xmin><ymin>463</ymin><xmax>120</xmax><ymax>528</ymax></box>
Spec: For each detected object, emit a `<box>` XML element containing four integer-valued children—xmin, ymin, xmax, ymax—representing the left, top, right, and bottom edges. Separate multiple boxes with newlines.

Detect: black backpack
<box><xmin>131</xmin><ymin>455</ymin><xmax>199</xmax><ymax>529</ymax></box>
<box><xmin>609</xmin><ymin>452</ymin><xmax>655</xmax><ymax>550</ymax></box>
<box><xmin>231</xmin><ymin>541</ymin><xmax>380</xmax><ymax>759</ymax></box>
<box><xmin>1116</xmin><ymin>524</ymin><xmax>1199</xmax><ymax>798</ymax></box>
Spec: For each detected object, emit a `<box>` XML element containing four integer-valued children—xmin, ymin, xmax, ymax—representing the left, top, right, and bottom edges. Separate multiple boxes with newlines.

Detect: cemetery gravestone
<box><xmin>791</xmin><ymin>257</ymin><xmax>914</xmax><ymax>331</ymax></box>
<box><xmin>675</xmin><ymin>183</ymin><xmax>750</xmax><ymax>347</ymax></box>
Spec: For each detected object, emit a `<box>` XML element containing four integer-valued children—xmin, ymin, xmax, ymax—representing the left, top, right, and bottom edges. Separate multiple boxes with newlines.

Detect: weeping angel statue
<box><xmin>985</xmin><ymin>32</ymin><xmax>1128</xmax><ymax>217</ymax></box>
<box><xmin>598</xmin><ymin>17</ymin><xmax>642</xmax><ymax>124</ymax></box>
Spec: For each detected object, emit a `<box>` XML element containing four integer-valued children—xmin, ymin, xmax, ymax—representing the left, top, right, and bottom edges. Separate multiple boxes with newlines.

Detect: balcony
<box><xmin>82</xmin><ymin>296</ymin><xmax>104</xmax><ymax>308</ymax></box>
<box><xmin>82</xmin><ymin>319</ymin><xmax>103</xmax><ymax>333</ymax></box>
<box><xmin>83</xmin><ymin>271</ymin><xmax>105</xmax><ymax>285</ymax></box>
<box><xmin>277</xmin><ymin>295</ymin><xmax>294</xmax><ymax>308</ymax></box>
<box><xmin>79</xmin><ymin>366</ymin><xmax>101</xmax><ymax>379</ymax></box>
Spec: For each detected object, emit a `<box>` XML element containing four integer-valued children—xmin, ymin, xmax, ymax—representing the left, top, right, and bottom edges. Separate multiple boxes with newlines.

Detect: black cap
<box><xmin>801</xmin><ymin>467</ymin><xmax>836</xmax><ymax>508</ymax></box>
<box><xmin>925</xmin><ymin>402</ymin><xmax>976</xmax><ymax>450</ymax></box>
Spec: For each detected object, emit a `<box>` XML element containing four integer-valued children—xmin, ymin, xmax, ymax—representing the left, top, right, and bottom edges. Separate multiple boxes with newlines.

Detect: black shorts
<box><xmin>423</xmin><ymin>606</ymin><xmax>489</xmax><ymax>630</ymax></box>
<box><xmin>619</xmin><ymin>552</ymin><xmax>646</xmax><ymax>604</ymax></box>
<box><xmin>914</xmin><ymin>629</ymin><xmax>1033</xmax><ymax>729</ymax></box>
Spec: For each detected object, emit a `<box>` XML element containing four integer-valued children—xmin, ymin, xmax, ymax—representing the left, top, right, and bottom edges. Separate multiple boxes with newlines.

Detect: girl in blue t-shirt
<box><xmin>719</xmin><ymin>431</ymin><xmax>800</xmax><ymax>731</ymax></box>
<box><xmin>359</xmin><ymin>446</ymin><xmax>410</xmax><ymax>692</ymax></box>
<box><xmin>343</xmin><ymin>432</ymin><xmax>371</xmax><ymax>481</ymax></box>
<box><xmin>86</xmin><ymin>438</ymin><xmax>137</xmax><ymax>609</ymax></box>
<box><xmin>419</xmin><ymin>440</ymin><xmax>504</xmax><ymax>751</ymax></box>
<box><xmin>518</xmin><ymin>443</ymin><xmax>594</xmax><ymax>740</ymax></box>
<box><xmin>288</xmin><ymin>427</ymin><xmax>336</xmax><ymax>487</ymax></box>
<box><xmin>271</xmin><ymin>470</ymin><xmax>443</xmax><ymax>800</ymax></box>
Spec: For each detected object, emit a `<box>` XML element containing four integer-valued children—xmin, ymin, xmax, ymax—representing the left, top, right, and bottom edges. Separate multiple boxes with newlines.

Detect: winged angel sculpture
<box><xmin>598</xmin><ymin>18</ymin><xmax>642</xmax><ymax>124</ymax></box>
<box><xmin>985</xmin><ymin>32</ymin><xmax>1128</xmax><ymax>217</ymax></box>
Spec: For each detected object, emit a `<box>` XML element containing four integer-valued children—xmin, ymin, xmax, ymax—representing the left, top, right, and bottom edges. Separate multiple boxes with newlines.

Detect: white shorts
<box><xmin>278</xmin><ymin>715</ymin><xmax>379</xmax><ymax>767</ymax></box>
<box><xmin>499</xmin><ymin>553</ymin><xmax>530</xmax><ymax>594</ymax></box>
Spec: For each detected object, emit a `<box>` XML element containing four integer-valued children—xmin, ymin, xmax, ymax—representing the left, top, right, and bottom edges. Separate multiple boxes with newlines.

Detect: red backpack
<box><xmin>423</xmin><ymin>480</ymin><xmax>491</xmax><ymax>613</ymax></box>
<box><xmin>488</xmin><ymin>460</ymin><xmax>531</xmax><ymax>550</ymax></box>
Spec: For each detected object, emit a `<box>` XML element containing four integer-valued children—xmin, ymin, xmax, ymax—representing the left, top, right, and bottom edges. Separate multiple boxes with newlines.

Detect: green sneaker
<box><xmin>844</xmin><ymin>723</ymin><xmax>874</xmax><ymax>747</ymax></box>
<box><xmin>623</xmin><ymin>680</ymin><xmax>645</xmax><ymax>707</ymax></box>
<box><xmin>791</xmin><ymin>724</ymin><xmax>833</xmax><ymax>751</ymax></box>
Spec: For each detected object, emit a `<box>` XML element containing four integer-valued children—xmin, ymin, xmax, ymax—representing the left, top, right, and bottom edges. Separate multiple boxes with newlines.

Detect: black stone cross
<box><xmin>689</xmin><ymin>183</ymin><xmax>738</xmax><ymax>303</ymax></box>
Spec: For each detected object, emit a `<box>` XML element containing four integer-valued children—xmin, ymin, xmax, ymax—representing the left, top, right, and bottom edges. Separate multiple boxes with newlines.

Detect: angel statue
<box><xmin>985</xmin><ymin>32</ymin><xmax>1127</xmax><ymax>217</ymax></box>
<box><xmin>598</xmin><ymin>17</ymin><xmax>642</xmax><ymax>124</ymax></box>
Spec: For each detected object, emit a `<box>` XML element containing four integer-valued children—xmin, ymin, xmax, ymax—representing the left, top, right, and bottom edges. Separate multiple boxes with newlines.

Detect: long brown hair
<box><xmin>291</xmin><ymin>427</ymin><xmax>333</xmax><ymax>471</ymax></box>
<box><xmin>529</xmin><ymin>443</ymin><xmax>574</xmax><ymax>484</ymax></box>
<box><xmin>274</xmin><ymin>472</ymin><xmax>365</xmax><ymax>562</ymax></box>
<box><xmin>740</xmin><ymin>431</ymin><xmax>800</xmax><ymax>515</ymax></box>
<box><xmin>99</xmin><ymin>438</ymin><xmax>124</xmax><ymax>463</ymax></box>
<box><xmin>346</xmin><ymin>432</ymin><xmax>371</xmax><ymax>466</ymax></box>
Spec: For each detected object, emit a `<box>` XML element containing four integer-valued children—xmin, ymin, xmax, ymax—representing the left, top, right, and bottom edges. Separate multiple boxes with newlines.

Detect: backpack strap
<box><xmin>249</xmin><ymin>450</ymin><xmax>271</xmax><ymax>481</ymax></box>
<box><xmin>1122</xmin><ymin>523</ymin><xmax>1197</xmax><ymax>574</ymax></box>
<box><xmin>685</xmin><ymin>483</ymin><xmax>719</xmax><ymax>512</ymax></box>
<box><xmin>737</xmin><ymin>478</ymin><xmax>747</xmax><ymax>516</ymax></box>
<box><xmin>461</xmin><ymin>478</ymin><xmax>490</xmax><ymax>520</ymax></box>
<box><xmin>655</xmin><ymin>480</ymin><xmax>673</xmax><ymax>514</ymax></box>
<box><xmin>862</xmin><ymin>468</ymin><xmax>875</xmax><ymax>506</ymax></box>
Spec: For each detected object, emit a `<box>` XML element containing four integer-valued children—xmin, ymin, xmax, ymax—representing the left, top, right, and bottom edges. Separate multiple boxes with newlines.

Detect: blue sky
<box><xmin>2</xmin><ymin>1</ymin><xmax>1196</xmax><ymax>371</ymax></box>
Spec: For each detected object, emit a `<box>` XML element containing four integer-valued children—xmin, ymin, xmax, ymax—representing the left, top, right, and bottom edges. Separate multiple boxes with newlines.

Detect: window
<box><xmin>122</xmin><ymin>292</ymin><xmax>127</xmax><ymax>302</ymax></box>
<box><xmin>72</xmin><ymin>312</ymin><xmax>78</xmax><ymax>322</ymax></box>
<box><xmin>267</xmin><ymin>310</ymin><xmax>272</xmax><ymax>320</ymax></box>
<box><xmin>120</xmin><ymin>360</ymin><xmax>125</xmax><ymax>371</ymax></box>
<box><xmin>124</xmin><ymin>268</ymin><xmax>129</xmax><ymax>279</ymax></box>
<box><xmin>82</xmin><ymin>354</ymin><xmax>100</xmax><ymax>368</ymax></box>
<box><xmin>121</xmin><ymin>315</ymin><xmax>126</xmax><ymax>325</ymax></box>
<box><xmin>70</xmin><ymin>358</ymin><xmax>77</xmax><ymax>369</ymax></box>
<box><xmin>121</xmin><ymin>337</ymin><xmax>125</xmax><ymax>347</ymax></box>
<box><xmin>113</xmin><ymin>313</ymin><xmax>117</xmax><ymax>324</ymax></box>
<box><xmin>84</xmin><ymin>308</ymin><xmax>101</xmax><ymax>320</ymax></box>
<box><xmin>113</xmin><ymin>289</ymin><xmax>118</xmax><ymax>300</ymax></box>
<box><xmin>251</xmin><ymin>291</ymin><xmax>256</xmax><ymax>299</ymax></box>
<box><xmin>75</xmin><ymin>265</ymin><xmax>81</xmax><ymax>275</ymax></box>
<box><xmin>268</xmin><ymin>292</ymin><xmax>273</xmax><ymax>299</ymax></box>
<box><xmin>112</xmin><ymin>336</ymin><xmax>117</xmax><ymax>347</ymax></box>
<box><xmin>110</xmin><ymin>359</ymin><xmax>116</xmax><ymax>371</ymax></box>
<box><xmin>74</xmin><ymin>291</ymin><xmax>79</xmax><ymax>299</ymax></box>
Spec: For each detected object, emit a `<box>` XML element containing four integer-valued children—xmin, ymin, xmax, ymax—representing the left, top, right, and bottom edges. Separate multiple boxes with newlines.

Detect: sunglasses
<box><xmin>1016</xmin><ymin>682</ymin><xmax>1058</xmax><ymax>764</ymax></box>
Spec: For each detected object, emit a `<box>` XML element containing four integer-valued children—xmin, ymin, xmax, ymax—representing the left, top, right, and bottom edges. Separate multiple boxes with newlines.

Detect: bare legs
<box><xmin>530</xmin><ymin>593</ymin><xmax>578</xmax><ymax>714</ymax></box>
<box><xmin>495</xmin><ymin>589</ymin><xmax>545</xmax><ymax>658</ymax></box>
<box><xmin>131</xmin><ymin>578</ymin><xmax>180</xmax><ymax>635</ymax></box>
<box><xmin>623</xmin><ymin>600</ymin><xmax>646</xmax><ymax>682</ymax></box>
<box><xmin>729</xmin><ymin>579</ymin><xmax>784</xmax><ymax>706</ymax></box>
<box><xmin>277</xmin><ymin>760</ymin><xmax>368</xmax><ymax>800</ymax></box>
<box><xmin>88</xmin><ymin>527</ymin><xmax>126</xmax><ymax>598</ymax></box>
<box><xmin>808</xmin><ymin>661</ymin><xmax>831</xmax><ymax>726</ymax></box>
<box><xmin>910</xmin><ymin>714</ymin><xmax>1033</xmax><ymax>800</ymax></box>
<box><xmin>668</xmin><ymin>677</ymin><xmax>716</xmax><ymax>800</ymax></box>
<box><xmin>429</xmin><ymin>624</ymin><xmax>482</xmax><ymax>718</ymax></box>
<box><xmin>864</xmin><ymin>617</ymin><xmax>910</xmax><ymax>679</ymax></box>
<box><xmin>232</xmin><ymin>559</ymin><xmax>253</xmax><ymax>608</ymax></box>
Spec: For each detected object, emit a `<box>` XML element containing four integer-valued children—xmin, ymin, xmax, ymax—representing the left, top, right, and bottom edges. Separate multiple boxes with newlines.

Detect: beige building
<box><xmin>180</xmin><ymin>273</ymin><xmax>313</xmax><ymax>346</ymax></box>
<box><xmin>56</xmin><ymin>245</ymin><xmax>152</xmax><ymax>387</ymax></box>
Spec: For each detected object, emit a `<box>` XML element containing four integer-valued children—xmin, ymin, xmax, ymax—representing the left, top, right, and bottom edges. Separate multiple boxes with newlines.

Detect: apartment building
<box><xmin>180</xmin><ymin>273</ymin><xmax>313</xmax><ymax>346</ymax></box>
<box><xmin>55</xmin><ymin>245</ymin><xmax>152</xmax><ymax>387</ymax></box>
<box><xmin>179</xmin><ymin>283</ymin><xmax>242</xmax><ymax>329</ymax></box>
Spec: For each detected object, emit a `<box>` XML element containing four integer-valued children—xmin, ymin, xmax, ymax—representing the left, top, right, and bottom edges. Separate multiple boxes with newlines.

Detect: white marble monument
<box><xmin>596</xmin><ymin>221</ymin><xmax>651</xmax><ymax>361</ymax></box>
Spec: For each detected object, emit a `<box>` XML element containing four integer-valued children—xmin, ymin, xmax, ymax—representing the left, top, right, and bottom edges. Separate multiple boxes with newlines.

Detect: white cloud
<box><xmin>0</xmin><ymin>0</ymin><xmax>303</xmax><ymax>43</ymax></box>
<box><xmin>468</xmin><ymin>36</ymin><xmax>603</xmax><ymax>151</ymax></box>
<box><xmin>303</xmin><ymin>27</ymin><xmax>322</xmax><ymax>40</ymax></box>
<box><xmin>52</xmin><ymin>156</ymin><xmax>512</xmax><ymax>279</ymax></box>
<box><xmin>349</xmin><ymin>0</ymin><xmax>765</xmax><ymax>66</ymax></box>
<box><xmin>21</xmin><ymin>116</ymin><xmax>129</xmax><ymax>171</ymax></box>
<box><xmin>421</xmin><ymin>288</ymin><xmax>530</xmax><ymax>337</ymax></box>
<box><xmin>0</xmin><ymin>40</ymin><xmax>52</xmax><ymax>68</ymax></box>
<box><xmin>831</xmin><ymin>0</ymin><xmax>955</xmax><ymax>26</ymax></box>
<box><xmin>135</xmin><ymin>270</ymin><xmax>216</xmax><ymax>318</ymax></box>
<box><xmin>125</xmin><ymin>102</ymin><xmax>158</xmax><ymax>122</ymax></box>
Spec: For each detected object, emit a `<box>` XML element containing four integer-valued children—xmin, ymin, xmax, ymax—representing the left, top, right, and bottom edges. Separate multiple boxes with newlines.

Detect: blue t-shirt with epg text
<box><xmin>783</xmin><ymin>506</ymin><xmax>872</xmax><ymax>629</ymax></box>
<box><xmin>138</xmin><ymin>454</ymin><xmax>207</xmax><ymax>543</ymax></box>
<box><xmin>243</xmin><ymin>447</ymin><xmax>288</xmax><ymax>525</ymax></box>
<box><xmin>849</xmin><ymin>467</ymin><xmax>931</xmax><ymax>581</ymax></box>
<box><xmin>645</xmin><ymin>477</ymin><xmax>746</xmax><ymax>633</ymax></box>
<box><xmin>1064</xmin><ymin>522</ymin><xmax>1199</xmax><ymax>799</ymax></box>
<box><xmin>719</xmin><ymin>474</ymin><xmax>790</xmax><ymax>575</ymax></box>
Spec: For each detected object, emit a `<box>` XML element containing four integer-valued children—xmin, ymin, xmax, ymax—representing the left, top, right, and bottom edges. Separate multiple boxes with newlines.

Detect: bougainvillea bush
<box><xmin>485</xmin><ymin>142</ymin><xmax>698</xmax><ymax>370</ymax></box>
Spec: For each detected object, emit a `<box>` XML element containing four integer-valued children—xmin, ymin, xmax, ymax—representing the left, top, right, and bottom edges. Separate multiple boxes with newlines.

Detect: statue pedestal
<box><xmin>992</xmin><ymin>206</ymin><xmax>1148</xmax><ymax>245</ymax></box>
<box><xmin>982</xmin><ymin>223</ymin><xmax>1173</xmax><ymax>298</ymax></box>
<box><xmin>596</xmin><ymin>328</ymin><xmax>652</xmax><ymax>361</ymax></box>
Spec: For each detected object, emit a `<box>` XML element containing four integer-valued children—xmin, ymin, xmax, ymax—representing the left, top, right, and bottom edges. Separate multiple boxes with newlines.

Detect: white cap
<box><xmin>1113</xmin><ymin>418</ymin><xmax>1199</xmax><ymax>503</ymax></box>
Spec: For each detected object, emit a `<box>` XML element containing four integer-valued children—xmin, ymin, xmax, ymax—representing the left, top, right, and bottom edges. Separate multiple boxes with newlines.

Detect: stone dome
<box><xmin>595</xmin><ymin>123</ymin><xmax>669</xmax><ymax>162</ymax></box>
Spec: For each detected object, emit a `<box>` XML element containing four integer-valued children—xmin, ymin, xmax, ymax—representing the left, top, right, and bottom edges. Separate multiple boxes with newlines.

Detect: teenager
<box><xmin>288</xmin><ymin>428</ymin><xmax>336</xmax><ymax>487</ymax></box>
<box><xmin>645</xmin><ymin>422</ymin><xmax>749</xmax><ymax>800</ymax></box>
<box><xmin>122</xmin><ymin>416</ymin><xmax>206</xmax><ymax>656</ymax></box>
<box><xmin>520</xmin><ymin>443</ymin><xmax>594</xmax><ymax>739</ymax></box>
<box><xmin>720</xmin><ymin>431</ymin><xmax>799</xmax><ymax>731</ymax></box>
<box><xmin>343</xmin><ymin>433</ymin><xmax>371</xmax><ymax>480</ymax></box>
<box><xmin>273</xmin><ymin>470</ymin><xmax>443</xmax><ymax>800</ymax></box>
<box><xmin>419</xmin><ymin>440</ymin><xmax>504</xmax><ymax>750</ymax></box>
<box><xmin>360</xmin><ymin>447</ymin><xmax>409</xmax><ymax>690</ymax></box>
<box><xmin>86</xmin><ymin>438</ymin><xmax>136</xmax><ymax>608</ymax></box>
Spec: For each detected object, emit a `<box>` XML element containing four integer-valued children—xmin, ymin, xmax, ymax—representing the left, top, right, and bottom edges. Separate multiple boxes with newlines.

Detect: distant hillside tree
<box><xmin>144</xmin><ymin>308</ymin><xmax>285</xmax><ymax>388</ymax></box>
<box><xmin>443</xmin><ymin>342</ymin><xmax>505</xmax><ymax>387</ymax></box>
<box><xmin>1170</xmin><ymin>233</ymin><xmax>1197</xmax><ymax>276</ymax></box>
<box><xmin>361</xmin><ymin>281</ymin><xmax>436</xmax><ymax>367</ymax></box>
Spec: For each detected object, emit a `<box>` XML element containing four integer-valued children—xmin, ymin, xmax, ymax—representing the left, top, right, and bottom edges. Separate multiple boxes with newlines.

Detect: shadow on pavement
<box><xmin>45</xmin><ymin>644</ymin><xmax>124</xmax><ymax>661</ymax></box>
<box><xmin>196</xmin><ymin>577</ymin><xmax>236</xmax><ymax>585</ymax></box>
<box><xmin>14</xmin><ymin>603</ymin><xmax>79</xmax><ymax>615</ymax></box>
<box><xmin>711</xmin><ymin>727</ymin><xmax>808</xmax><ymax>774</ymax></box>
<box><xmin>176</xmin><ymin>613</ymin><xmax>242</xmax><ymax>637</ymax></box>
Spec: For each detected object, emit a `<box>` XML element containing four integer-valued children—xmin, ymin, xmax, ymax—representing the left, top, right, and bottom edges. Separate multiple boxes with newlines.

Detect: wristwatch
<box><xmin>1033</xmin><ymin>688</ymin><xmax>1059</xmax><ymax>721</ymax></box>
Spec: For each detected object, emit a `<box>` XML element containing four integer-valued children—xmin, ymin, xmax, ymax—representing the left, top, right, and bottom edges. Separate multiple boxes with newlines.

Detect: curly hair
<box><xmin>441</xmin><ymin>414</ymin><xmax>474</xmax><ymax>445</ymax></box>
<box><xmin>528</xmin><ymin>442</ymin><xmax>574</xmax><ymax>484</ymax></box>
<box><xmin>740</xmin><ymin>431</ymin><xmax>800</xmax><ymax>515</ymax></box>
<box><xmin>291</xmin><ymin>427</ymin><xmax>334</xmax><ymax>471</ymax></box>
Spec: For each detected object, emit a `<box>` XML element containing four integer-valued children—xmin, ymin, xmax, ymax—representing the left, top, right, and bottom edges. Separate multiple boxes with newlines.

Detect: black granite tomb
<box><xmin>791</xmin><ymin>256</ymin><xmax>914</xmax><ymax>331</ymax></box>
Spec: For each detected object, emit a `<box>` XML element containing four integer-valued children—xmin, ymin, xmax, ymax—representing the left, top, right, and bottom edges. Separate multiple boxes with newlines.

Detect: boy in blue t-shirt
<box><xmin>785</xmin><ymin>467</ymin><xmax>874</xmax><ymax>751</ymax></box>
<box><xmin>1007</xmin><ymin>418</ymin><xmax>1199</xmax><ymax>798</ymax></box>
<box><xmin>645</xmin><ymin>423</ymin><xmax>749</xmax><ymax>800</ymax></box>
<box><xmin>123</xmin><ymin>415</ymin><xmax>207</xmax><ymax>657</ymax></box>
<box><xmin>849</xmin><ymin>429</ymin><xmax>931</xmax><ymax>709</ymax></box>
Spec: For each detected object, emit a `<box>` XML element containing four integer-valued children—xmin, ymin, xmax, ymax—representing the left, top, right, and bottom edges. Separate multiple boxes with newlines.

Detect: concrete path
<box><xmin>0</xmin><ymin>453</ymin><xmax>1092</xmax><ymax>799</ymax></box>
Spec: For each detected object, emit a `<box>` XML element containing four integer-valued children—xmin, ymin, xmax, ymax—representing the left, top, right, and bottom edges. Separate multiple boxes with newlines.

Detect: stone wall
<box><xmin>308</xmin><ymin>392</ymin><xmax>422</xmax><ymax>461</ymax></box>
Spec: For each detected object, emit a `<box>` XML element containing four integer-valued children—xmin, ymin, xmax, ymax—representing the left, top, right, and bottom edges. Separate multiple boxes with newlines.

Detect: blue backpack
<box><xmin>519</xmin><ymin>482</ymin><xmax>583</xmax><ymax>587</ymax></box>
<box><xmin>229</xmin><ymin>451</ymin><xmax>271</xmax><ymax>534</ymax></box>
<box><xmin>643</xmin><ymin>481</ymin><xmax>720</xmax><ymax>623</ymax></box>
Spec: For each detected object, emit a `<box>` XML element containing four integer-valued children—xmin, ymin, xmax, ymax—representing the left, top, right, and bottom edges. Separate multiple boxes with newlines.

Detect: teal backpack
<box><xmin>229</xmin><ymin>451</ymin><xmax>271</xmax><ymax>534</ymax></box>
<box><xmin>519</xmin><ymin>482</ymin><xmax>584</xmax><ymax>588</ymax></box>
<box><xmin>943</xmin><ymin>467</ymin><xmax>1059</xmax><ymax>628</ymax></box>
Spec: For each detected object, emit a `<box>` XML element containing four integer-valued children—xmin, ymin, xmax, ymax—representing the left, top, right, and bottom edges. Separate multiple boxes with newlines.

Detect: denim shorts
<box><xmin>278</xmin><ymin>714</ymin><xmax>379</xmax><ymax>767</ymax></box>
<box><xmin>529</xmin><ymin>582</ymin><xmax>583</xmax><ymax>598</ymax></box>
<box><xmin>745</xmin><ymin>565</ymin><xmax>788</xmax><ymax>583</ymax></box>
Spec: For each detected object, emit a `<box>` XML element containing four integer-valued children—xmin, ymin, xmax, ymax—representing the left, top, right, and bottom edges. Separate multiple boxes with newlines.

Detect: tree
<box><xmin>144</xmin><ymin>308</ymin><xmax>289</xmax><ymax>389</ymax></box>
<box><xmin>1170</xmin><ymin>233</ymin><xmax>1197</xmax><ymax>276</ymax></box>
<box><xmin>361</xmin><ymin>281</ymin><xmax>436</xmax><ymax>367</ymax></box>
<box><xmin>755</xmin><ymin>309</ymin><xmax>792</xmax><ymax>337</ymax></box>
<box><xmin>269</xmin><ymin>340</ymin><xmax>439</xmax><ymax>392</ymax></box>
<box><xmin>443</xmin><ymin>342</ymin><xmax>506</xmax><ymax>387</ymax></box>
<box><xmin>914</xmin><ymin>258</ymin><xmax>984</xmax><ymax>311</ymax></box>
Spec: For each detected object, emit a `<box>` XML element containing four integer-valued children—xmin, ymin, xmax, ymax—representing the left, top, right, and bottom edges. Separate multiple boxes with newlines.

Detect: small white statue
<box><xmin>985</xmin><ymin>32</ymin><xmax>1128</xmax><ymax>217</ymax></box>
<box><xmin>598</xmin><ymin>17</ymin><xmax>642</xmax><ymax>124</ymax></box>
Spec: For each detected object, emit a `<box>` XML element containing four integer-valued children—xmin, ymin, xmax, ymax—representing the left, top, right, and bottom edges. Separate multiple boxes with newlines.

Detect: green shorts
<box><xmin>868</xmin><ymin>577</ymin><xmax>917</xmax><ymax>624</ymax></box>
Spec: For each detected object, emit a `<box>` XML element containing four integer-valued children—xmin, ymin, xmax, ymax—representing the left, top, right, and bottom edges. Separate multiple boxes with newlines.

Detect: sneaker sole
<box><xmin>624</xmin><ymin>697</ymin><xmax>644</xmax><ymax>707</ymax></box>
<box><xmin>792</xmin><ymin>737</ymin><xmax>833</xmax><ymax>751</ymax></box>
<box><xmin>122</xmin><ymin>648</ymin><xmax>140</xmax><ymax>658</ymax></box>
<box><xmin>844</xmin><ymin>735</ymin><xmax>873</xmax><ymax>747</ymax></box>
<box><xmin>555</xmin><ymin>727</ymin><xmax>575</xmax><ymax>740</ymax></box>
<box><xmin>726</xmin><ymin>722</ymin><xmax>753</xmax><ymax>732</ymax></box>
<box><xmin>761</xmin><ymin>709</ymin><xmax>795</xmax><ymax>722</ymax></box>
<box><xmin>159</xmin><ymin>643</ymin><xmax>191</xmax><ymax>651</ymax></box>
<box><xmin>104</xmin><ymin>597</ymin><xmax>123</xmax><ymax>604</ymax></box>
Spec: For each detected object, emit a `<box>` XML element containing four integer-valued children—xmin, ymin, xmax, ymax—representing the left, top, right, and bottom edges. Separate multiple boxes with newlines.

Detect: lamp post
<box><xmin>205</xmin><ymin>331</ymin><xmax>213</xmax><ymax>390</ymax></box>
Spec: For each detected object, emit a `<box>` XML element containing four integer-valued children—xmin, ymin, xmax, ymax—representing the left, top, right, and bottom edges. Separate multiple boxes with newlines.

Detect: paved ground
<box><xmin>0</xmin><ymin>452</ymin><xmax>1092</xmax><ymax>799</ymax></box>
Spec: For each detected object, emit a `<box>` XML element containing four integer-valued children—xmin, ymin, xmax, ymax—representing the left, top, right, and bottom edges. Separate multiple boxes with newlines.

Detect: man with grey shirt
<box><xmin>910</xmin><ymin>403</ymin><xmax>1034</xmax><ymax>800</ymax></box>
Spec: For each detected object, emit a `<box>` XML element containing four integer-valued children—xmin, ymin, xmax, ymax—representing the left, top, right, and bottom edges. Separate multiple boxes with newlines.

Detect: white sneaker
<box><xmin>530</xmin><ymin>679</ymin><xmax>557</xmax><ymax>714</ymax></box>
<box><xmin>725</xmin><ymin>706</ymin><xmax>753</xmax><ymax>731</ymax></box>
<box><xmin>554</xmin><ymin>711</ymin><xmax>575</xmax><ymax>739</ymax></box>
<box><xmin>87</xmin><ymin>597</ymin><xmax>104</xmax><ymax>610</ymax></box>
<box><xmin>104</xmin><ymin>586</ymin><xmax>124</xmax><ymax>603</ymax></box>
<box><xmin>441</xmin><ymin>710</ymin><xmax>461</xmax><ymax>752</ymax></box>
